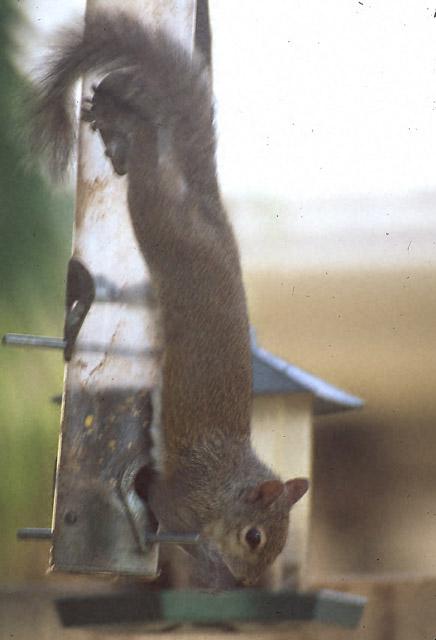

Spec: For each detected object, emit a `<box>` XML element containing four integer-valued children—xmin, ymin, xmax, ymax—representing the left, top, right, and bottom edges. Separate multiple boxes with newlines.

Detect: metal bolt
<box><xmin>2</xmin><ymin>332</ymin><xmax>161</xmax><ymax>358</ymax></box>
<box><xmin>64</xmin><ymin>511</ymin><xmax>78</xmax><ymax>525</ymax></box>
<box><xmin>17</xmin><ymin>528</ymin><xmax>53</xmax><ymax>540</ymax></box>
<box><xmin>2</xmin><ymin>334</ymin><xmax>65</xmax><ymax>350</ymax></box>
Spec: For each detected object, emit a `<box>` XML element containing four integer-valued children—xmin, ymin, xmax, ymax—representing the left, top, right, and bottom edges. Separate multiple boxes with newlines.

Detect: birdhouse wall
<box><xmin>251</xmin><ymin>393</ymin><xmax>313</xmax><ymax>588</ymax></box>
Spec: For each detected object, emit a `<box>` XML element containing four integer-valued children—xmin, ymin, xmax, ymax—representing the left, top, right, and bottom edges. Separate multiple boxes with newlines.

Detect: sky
<box><xmin>211</xmin><ymin>0</ymin><xmax>436</xmax><ymax>200</ymax></box>
<box><xmin>21</xmin><ymin>0</ymin><xmax>436</xmax><ymax>266</ymax></box>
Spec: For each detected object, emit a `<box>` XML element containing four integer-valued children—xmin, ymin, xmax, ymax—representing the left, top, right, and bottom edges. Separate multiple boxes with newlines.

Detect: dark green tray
<box><xmin>56</xmin><ymin>587</ymin><xmax>366</xmax><ymax>630</ymax></box>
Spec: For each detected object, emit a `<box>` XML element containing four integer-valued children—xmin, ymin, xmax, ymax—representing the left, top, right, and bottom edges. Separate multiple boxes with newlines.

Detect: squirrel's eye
<box><xmin>244</xmin><ymin>527</ymin><xmax>263</xmax><ymax>550</ymax></box>
<box><xmin>241</xmin><ymin>525</ymin><xmax>266</xmax><ymax>552</ymax></box>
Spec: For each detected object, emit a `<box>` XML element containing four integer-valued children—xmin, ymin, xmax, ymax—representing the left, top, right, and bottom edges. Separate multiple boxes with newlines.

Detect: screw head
<box><xmin>64</xmin><ymin>511</ymin><xmax>78</xmax><ymax>525</ymax></box>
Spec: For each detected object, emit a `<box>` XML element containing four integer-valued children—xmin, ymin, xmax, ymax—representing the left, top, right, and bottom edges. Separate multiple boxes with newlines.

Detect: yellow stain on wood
<box><xmin>84</xmin><ymin>415</ymin><xmax>94</xmax><ymax>429</ymax></box>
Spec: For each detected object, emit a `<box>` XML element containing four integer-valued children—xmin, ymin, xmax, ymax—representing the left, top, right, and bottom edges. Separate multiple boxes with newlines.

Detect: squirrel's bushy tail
<box><xmin>31</xmin><ymin>11</ymin><xmax>212</xmax><ymax>181</ymax></box>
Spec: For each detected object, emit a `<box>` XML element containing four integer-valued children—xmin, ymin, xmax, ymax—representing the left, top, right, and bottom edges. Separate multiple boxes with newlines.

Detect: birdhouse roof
<box><xmin>251</xmin><ymin>336</ymin><xmax>363</xmax><ymax>415</ymax></box>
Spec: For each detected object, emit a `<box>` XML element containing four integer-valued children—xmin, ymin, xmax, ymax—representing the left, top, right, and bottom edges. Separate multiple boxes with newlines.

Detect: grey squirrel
<box><xmin>30</xmin><ymin>10</ymin><xmax>309</xmax><ymax>585</ymax></box>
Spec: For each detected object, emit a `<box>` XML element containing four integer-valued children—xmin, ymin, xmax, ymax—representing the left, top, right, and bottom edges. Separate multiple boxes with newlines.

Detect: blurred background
<box><xmin>1</xmin><ymin>0</ymin><xmax>436</xmax><ymax>637</ymax></box>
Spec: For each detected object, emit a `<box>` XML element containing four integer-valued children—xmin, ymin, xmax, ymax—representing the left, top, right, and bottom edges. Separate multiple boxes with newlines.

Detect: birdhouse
<box><xmin>250</xmin><ymin>331</ymin><xmax>363</xmax><ymax>588</ymax></box>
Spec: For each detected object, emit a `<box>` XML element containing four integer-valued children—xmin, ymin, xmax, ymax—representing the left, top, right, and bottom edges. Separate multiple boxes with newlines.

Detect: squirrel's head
<box><xmin>203</xmin><ymin>477</ymin><xmax>309</xmax><ymax>585</ymax></box>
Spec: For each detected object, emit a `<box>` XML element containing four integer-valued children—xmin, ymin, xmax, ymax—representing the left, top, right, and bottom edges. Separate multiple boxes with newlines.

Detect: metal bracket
<box><xmin>63</xmin><ymin>257</ymin><xmax>95</xmax><ymax>361</ymax></box>
<box><xmin>2</xmin><ymin>265</ymin><xmax>159</xmax><ymax>360</ymax></box>
<box><xmin>1</xmin><ymin>258</ymin><xmax>95</xmax><ymax>362</ymax></box>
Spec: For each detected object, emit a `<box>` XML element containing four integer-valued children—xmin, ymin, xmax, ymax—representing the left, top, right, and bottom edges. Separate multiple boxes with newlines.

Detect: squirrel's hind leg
<box><xmin>82</xmin><ymin>70</ymin><xmax>142</xmax><ymax>176</ymax></box>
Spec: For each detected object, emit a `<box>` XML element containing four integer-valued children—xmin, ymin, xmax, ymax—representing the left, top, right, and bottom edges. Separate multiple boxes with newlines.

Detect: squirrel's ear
<box><xmin>245</xmin><ymin>480</ymin><xmax>284</xmax><ymax>507</ymax></box>
<box><xmin>284</xmin><ymin>478</ymin><xmax>309</xmax><ymax>508</ymax></box>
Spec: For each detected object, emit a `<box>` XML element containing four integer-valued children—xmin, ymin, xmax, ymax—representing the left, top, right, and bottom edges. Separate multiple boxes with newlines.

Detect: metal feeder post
<box><xmin>48</xmin><ymin>0</ymin><xmax>198</xmax><ymax>577</ymax></box>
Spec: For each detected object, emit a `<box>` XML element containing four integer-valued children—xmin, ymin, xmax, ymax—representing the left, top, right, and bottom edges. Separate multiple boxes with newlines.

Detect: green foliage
<box><xmin>0</xmin><ymin>0</ymin><xmax>73</xmax><ymax>581</ymax></box>
<box><xmin>0</xmin><ymin>2</ymin><xmax>72</xmax><ymax>297</ymax></box>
